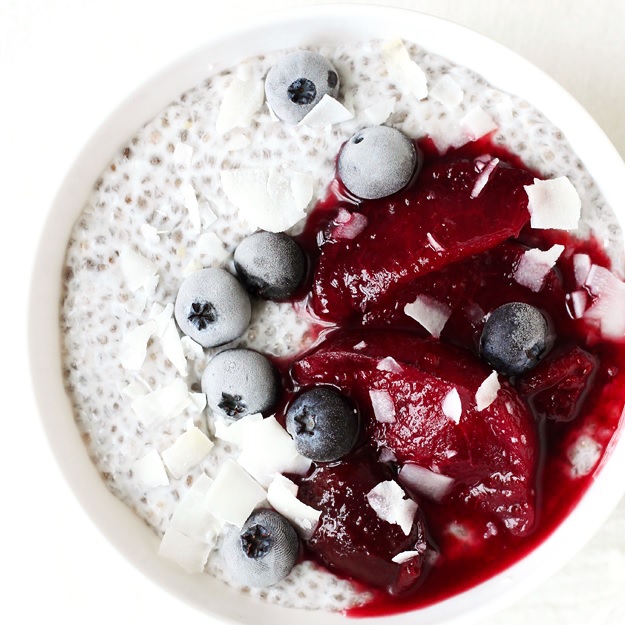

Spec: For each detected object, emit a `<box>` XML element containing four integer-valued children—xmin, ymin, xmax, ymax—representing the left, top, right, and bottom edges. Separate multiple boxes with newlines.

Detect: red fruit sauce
<box><xmin>274</xmin><ymin>137</ymin><xmax>625</xmax><ymax>617</ymax></box>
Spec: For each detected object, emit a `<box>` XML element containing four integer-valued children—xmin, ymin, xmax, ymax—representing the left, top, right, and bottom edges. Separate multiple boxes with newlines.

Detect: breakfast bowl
<box><xmin>28</xmin><ymin>4</ymin><xmax>625</xmax><ymax>625</ymax></box>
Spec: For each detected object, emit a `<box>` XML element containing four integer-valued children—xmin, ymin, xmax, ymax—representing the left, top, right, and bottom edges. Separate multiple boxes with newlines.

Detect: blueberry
<box><xmin>285</xmin><ymin>387</ymin><xmax>359</xmax><ymax>462</ymax></box>
<box><xmin>265</xmin><ymin>51</ymin><xmax>340</xmax><ymax>124</ymax></box>
<box><xmin>174</xmin><ymin>268</ymin><xmax>251</xmax><ymax>348</ymax></box>
<box><xmin>234</xmin><ymin>232</ymin><xmax>306</xmax><ymax>301</ymax></box>
<box><xmin>202</xmin><ymin>348</ymin><xmax>279</xmax><ymax>419</ymax></box>
<box><xmin>337</xmin><ymin>126</ymin><xmax>418</xmax><ymax>200</ymax></box>
<box><xmin>480</xmin><ymin>302</ymin><xmax>551</xmax><ymax>377</ymax></box>
<box><xmin>221</xmin><ymin>509</ymin><xmax>299</xmax><ymax>587</ymax></box>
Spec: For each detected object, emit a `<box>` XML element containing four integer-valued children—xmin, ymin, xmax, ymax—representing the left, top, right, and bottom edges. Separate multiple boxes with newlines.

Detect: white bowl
<box><xmin>28</xmin><ymin>4</ymin><xmax>625</xmax><ymax>625</ymax></box>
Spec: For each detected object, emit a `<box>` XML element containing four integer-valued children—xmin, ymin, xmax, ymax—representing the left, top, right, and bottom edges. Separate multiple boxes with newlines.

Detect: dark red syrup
<box><xmin>274</xmin><ymin>137</ymin><xmax>625</xmax><ymax>616</ymax></box>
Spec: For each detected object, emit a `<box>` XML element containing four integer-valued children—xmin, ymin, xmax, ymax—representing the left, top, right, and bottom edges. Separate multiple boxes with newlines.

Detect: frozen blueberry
<box><xmin>221</xmin><ymin>509</ymin><xmax>299</xmax><ymax>587</ymax></box>
<box><xmin>265</xmin><ymin>51</ymin><xmax>340</xmax><ymax>124</ymax></box>
<box><xmin>480</xmin><ymin>302</ymin><xmax>551</xmax><ymax>377</ymax></box>
<box><xmin>202</xmin><ymin>348</ymin><xmax>279</xmax><ymax>419</ymax></box>
<box><xmin>285</xmin><ymin>387</ymin><xmax>359</xmax><ymax>462</ymax></box>
<box><xmin>234</xmin><ymin>232</ymin><xmax>306</xmax><ymax>301</ymax></box>
<box><xmin>174</xmin><ymin>268</ymin><xmax>251</xmax><ymax>348</ymax></box>
<box><xmin>337</xmin><ymin>126</ymin><xmax>418</xmax><ymax>200</ymax></box>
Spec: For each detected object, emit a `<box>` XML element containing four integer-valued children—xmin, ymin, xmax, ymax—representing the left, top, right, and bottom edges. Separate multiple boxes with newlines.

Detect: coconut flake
<box><xmin>584</xmin><ymin>264</ymin><xmax>625</xmax><ymax>338</ymax></box>
<box><xmin>471</xmin><ymin>157</ymin><xmax>499</xmax><ymax>198</ymax></box>
<box><xmin>123</xmin><ymin>290</ymin><xmax>148</xmax><ymax>316</ymax></box>
<box><xmin>197</xmin><ymin>232</ymin><xmax>229</xmax><ymax>264</ymax></box>
<box><xmin>426</xmin><ymin>232</ymin><xmax>444</xmax><ymax>252</ymax></box>
<box><xmin>220</xmin><ymin>168</ymin><xmax>312</xmax><ymax>233</ymax></box>
<box><xmin>377</xmin><ymin>357</ymin><xmax>402</xmax><ymax>373</ymax></box>
<box><xmin>180</xmin><ymin>183</ymin><xmax>201</xmax><ymax>232</ymax></box>
<box><xmin>460</xmin><ymin>106</ymin><xmax>498</xmax><ymax>141</ymax></box>
<box><xmin>381</xmin><ymin>38</ymin><xmax>428</xmax><ymax>100</ymax></box>
<box><xmin>267</xmin><ymin>475</ymin><xmax>321</xmax><ymax>539</ymax></box>
<box><xmin>391</xmin><ymin>550</ymin><xmax>422</xmax><ymax>564</ymax></box>
<box><xmin>225</xmin><ymin>130</ymin><xmax>251</xmax><ymax>151</ymax></box>
<box><xmin>364</xmin><ymin>97</ymin><xmax>396</xmax><ymax>125</ymax></box>
<box><xmin>568</xmin><ymin>290</ymin><xmax>588</xmax><ymax>319</ymax></box>
<box><xmin>369</xmin><ymin>389</ymin><xmax>396</xmax><ymax>423</ymax></box>
<box><xmin>131</xmin><ymin>378</ymin><xmax>192</xmax><ymax>427</ymax></box>
<box><xmin>160</xmin><ymin>319</ymin><xmax>188</xmax><ymax>376</ymax></box>
<box><xmin>475</xmin><ymin>371</ymin><xmax>500</xmax><ymax>411</ymax></box>
<box><xmin>237</xmin><ymin>416</ymin><xmax>311</xmax><ymax>487</ymax></box>
<box><xmin>158</xmin><ymin>474</ymin><xmax>222</xmax><ymax>573</ymax></box>
<box><xmin>173</xmin><ymin>142</ymin><xmax>193</xmax><ymax>168</ymax></box>
<box><xmin>161</xmin><ymin>427</ymin><xmax>214</xmax><ymax>479</ymax></box>
<box><xmin>333</xmin><ymin>208</ymin><xmax>368</xmax><ymax>240</ymax></box>
<box><xmin>404</xmin><ymin>295</ymin><xmax>451</xmax><ymax>338</ymax></box>
<box><xmin>573</xmin><ymin>253</ymin><xmax>592</xmax><ymax>286</ymax></box>
<box><xmin>121</xmin><ymin>379</ymin><xmax>150</xmax><ymax>400</ymax></box>
<box><xmin>119</xmin><ymin>246</ymin><xmax>158</xmax><ymax>292</ymax></box>
<box><xmin>524</xmin><ymin>177</ymin><xmax>581</xmax><ymax>230</ymax></box>
<box><xmin>181</xmin><ymin>336</ymin><xmax>204</xmax><ymax>361</ymax></box>
<box><xmin>442</xmin><ymin>388</ymin><xmax>462</xmax><ymax>424</ymax></box>
<box><xmin>298</xmin><ymin>94</ymin><xmax>354</xmax><ymax>128</ymax></box>
<box><xmin>140</xmin><ymin>223</ymin><xmax>160</xmax><ymax>245</ymax></box>
<box><xmin>188</xmin><ymin>392</ymin><xmax>207</xmax><ymax>412</ymax></box>
<box><xmin>366</xmin><ymin>480</ymin><xmax>417</xmax><ymax>536</ymax></box>
<box><xmin>215</xmin><ymin>76</ymin><xmax>264</xmax><ymax>135</ymax></box>
<box><xmin>398</xmin><ymin>464</ymin><xmax>455</xmax><ymax>502</ymax></box>
<box><xmin>148</xmin><ymin>302</ymin><xmax>174</xmax><ymax>337</ymax></box>
<box><xmin>214</xmin><ymin>412</ymin><xmax>264</xmax><ymax>446</ymax></box>
<box><xmin>120</xmin><ymin>320</ymin><xmax>157</xmax><ymax>370</ymax></box>
<box><xmin>429</xmin><ymin>75</ymin><xmax>464</xmax><ymax>110</ymax></box>
<box><xmin>514</xmin><ymin>244</ymin><xmax>565</xmax><ymax>292</ymax></box>
<box><xmin>205</xmin><ymin>459</ymin><xmax>267</xmax><ymax>527</ymax></box>
<box><xmin>132</xmin><ymin>449</ymin><xmax>169</xmax><ymax>488</ymax></box>
<box><xmin>200</xmin><ymin>201</ymin><xmax>218</xmax><ymax>229</ymax></box>
<box><xmin>354</xmin><ymin>341</ymin><xmax>367</xmax><ymax>350</ymax></box>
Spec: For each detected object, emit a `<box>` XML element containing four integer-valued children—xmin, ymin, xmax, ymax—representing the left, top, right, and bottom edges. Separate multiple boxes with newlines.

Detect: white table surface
<box><xmin>2</xmin><ymin>1</ymin><xmax>625</xmax><ymax>624</ymax></box>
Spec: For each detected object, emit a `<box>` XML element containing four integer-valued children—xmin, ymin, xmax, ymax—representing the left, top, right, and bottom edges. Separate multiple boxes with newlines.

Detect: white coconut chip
<box><xmin>298</xmin><ymin>94</ymin><xmax>354</xmax><ymax>128</ymax></box>
<box><xmin>215</xmin><ymin>76</ymin><xmax>264</xmax><ymax>135</ymax></box>
<box><xmin>404</xmin><ymin>295</ymin><xmax>451</xmax><ymax>338</ymax></box>
<box><xmin>130</xmin><ymin>378</ymin><xmax>193</xmax><ymax>428</ymax></box>
<box><xmin>475</xmin><ymin>371</ymin><xmax>500</xmax><ymax>411</ymax></box>
<box><xmin>173</xmin><ymin>142</ymin><xmax>193</xmax><ymax>168</ymax></box>
<box><xmin>429</xmin><ymin>75</ymin><xmax>464</xmax><ymax>110</ymax></box>
<box><xmin>442</xmin><ymin>388</ymin><xmax>462</xmax><ymax>424</ymax></box>
<box><xmin>391</xmin><ymin>551</ymin><xmax>421</xmax><ymax>564</ymax></box>
<box><xmin>426</xmin><ymin>232</ymin><xmax>444</xmax><ymax>252</ymax></box>
<box><xmin>568</xmin><ymin>435</ymin><xmax>602</xmax><ymax>477</ymax></box>
<box><xmin>381</xmin><ymin>38</ymin><xmax>428</xmax><ymax>100</ymax></box>
<box><xmin>200</xmin><ymin>201</ymin><xmax>218</xmax><ymax>229</ymax></box>
<box><xmin>214</xmin><ymin>413</ymin><xmax>264</xmax><ymax>446</ymax></box>
<box><xmin>180</xmin><ymin>183</ymin><xmax>201</xmax><ymax>232</ymax></box>
<box><xmin>573</xmin><ymin>253</ymin><xmax>592</xmax><ymax>286</ymax></box>
<box><xmin>354</xmin><ymin>341</ymin><xmax>367</xmax><ymax>350</ymax></box>
<box><xmin>237</xmin><ymin>416</ymin><xmax>312</xmax><ymax>488</ymax></box>
<box><xmin>369</xmin><ymin>389</ymin><xmax>396</xmax><ymax>423</ymax></box>
<box><xmin>158</xmin><ymin>474</ymin><xmax>222</xmax><ymax>573</ymax></box>
<box><xmin>188</xmin><ymin>392</ymin><xmax>207</xmax><ymax>412</ymax></box>
<box><xmin>123</xmin><ymin>290</ymin><xmax>148</xmax><ymax>316</ymax></box>
<box><xmin>460</xmin><ymin>106</ymin><xmax>498</xmax><ymax>141</ymax></box>
<box><xmin>267</xmin><ymin>475</ymin><xmax>321</xmax><ymax>540</ymax></box>
<box><xmin>148</xmin><ymin>302</ymin><xmax>174</xmax><ymax>337</ymax></box>
<box><xmin>225</xmin><ymin>130</ymin><xmax>251</xmax><ymax>151</ymax></box>
<box><xmin>182</xmin><ymin>259</ymin><xmax>203</xmax><ymax>278</ymax></box>
<box><xmin>159</xmin><ymin>319</ymin><xmax>188</xmax><ymax>376</ymax></box>
<box><xmin>121</xmin><ymin>379</ymin><xmax>150</xmax><ymax>400</ymax></box>
<box><xmin>132</xmin><ymin>449</ymin><xmax>169</xmax><ymax>489</ymax></box>
<box><xmin>333</xmin><ymin>208</ymin><xmax>368</xmax><ymax>240</ymax></box>
<box><xmin>220</xmin><ymin>168</ymin><xmax>313</xmax><ymax>233</ymax></box>
<box><xmin>119</xmin><ymin>246</ymin><xmax>158</xmax><ymax>292</ymax></box>
<box><xmin>205</xmin><ymin>458</ymin><xmax>267</xmax><ymax>527</ymax></box>
<box><xmin>366</xmin><ymin>480</ymin><xmax>418</xmax><ymax>536</ymax></box>
<box><xmin>143</xmin><ymin>273</ymin><xmax>159</xmax><ymax>298</ymax></box>
<box><xmin>140</xmin><ymin>223</ymin><xmax>160</xmax><ymax>245</ymax></box>
<box><xmin>398</xmin><ymin>463</ymin><xmax>455</xmax><ymax>502</ymax></box>
<box><xmin>471</xmin><ymin>157</ymin><xmax>499</xmax><ymax>198</ymax></box>
<box><xmin>181</xmin><ymin>336</ymin><xmax>204</xmax><ymax>362</ymax></box>
<box><xmin>514</xmin><ymin>244</ymin><xmax>565</xmax><ymax>292</ymax></box>
<box><xmin>568</xmin><ymin>290</ymin><xmax>588</xmax><ymax>319</ymax></box>
<box><xmin>584</xmin><ymin>264</ymin><xmax>625</xmax><ymax>338</ymax></box>
<box><xmin>198</xmin><ymin>232</ymin><xmax>229</xmax><ymax>264</ymax></box>
<box><xmin>364</xmin><ymin>97</ymin><xmax>396</xmax><ymax>125</ymax></box>
<box><xmin>377</xmin><ymin>357</ymin><xmax>403</xmax><ymax>374</ymax></box>
<box><xmin>524</xmin><ymin>176</ymin><xmax>581</xmax><ymax>230</ymax></box>
<box><xmin>120</xmin><ymin>319</ymin><xmax>157</xmax><ymax>370</ymax></box>
<box><xmin>161</xmin><ymin>426</ymin><xmax>214</xmax><ymax>479</ymax></box>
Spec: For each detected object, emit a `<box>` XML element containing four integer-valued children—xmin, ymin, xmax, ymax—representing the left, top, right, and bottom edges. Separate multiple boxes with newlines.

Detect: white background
<box><xmin>2</xmin><ymin>1</ymin><xmax>625</xmax><ymax>624</ymax></box>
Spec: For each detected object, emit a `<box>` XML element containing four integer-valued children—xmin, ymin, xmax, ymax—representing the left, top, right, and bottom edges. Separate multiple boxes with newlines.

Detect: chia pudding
<box><xmin>60</xmin><ymin>38</ymin><xmax>625</xmax><ymax>615</ymax></box>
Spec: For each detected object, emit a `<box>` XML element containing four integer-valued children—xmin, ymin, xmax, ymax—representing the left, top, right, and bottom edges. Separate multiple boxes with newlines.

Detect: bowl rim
<box><xmin>28</xmin><ymin>4</ymin><xmax>625</xmax><ymax>625</ymax></box>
